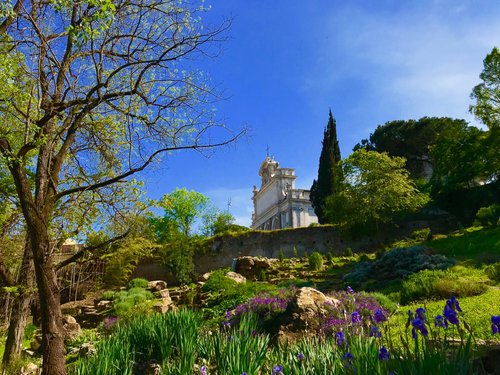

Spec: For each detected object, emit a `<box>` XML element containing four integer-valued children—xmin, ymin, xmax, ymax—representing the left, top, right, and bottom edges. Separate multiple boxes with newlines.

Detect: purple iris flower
<box><xmin>342</xmin><ymin>352</ymin><xmax>354</xmax><ymax>366</ymax></box>
<box><xmin>225</xmin><ymin>310</ymin><xmax>231</xmax><ymax>319</ymax></box>
<box><xmin>200</xmin><ymin>365</ymin><xmax>207</xmax><ymax>375</ymax></box>
<box><xmin>446</xmin><ymin>296</ymin><xmax>462</xmax><ymax>312</ymax></box>
<box><xmin>492</xmin><ymin>316</ymin><xmax>500</xmax><ymax>334</ymax></box>
<box><xmin>378</xmin><ymin>346</ymin><xmax>389</xmax><ymax>361</ymax></box>
<box><xmin>272</xmin><ymin>365</ymin><xmax>284</xmax><ymax>375</ymax></box>
<box><xmin>297</xmin><ymin>353</ymin><xmax>305</xmax><ymax>360</ymax></box>
<box><xmin>351</xmin><ymin>311</ymin><xmax>362</xmax><ymax>324</ymax></box>
<box><xmin>416</xmin><ymin>308</ymin><xmax>426</xmax><ymax>321</ymax></box>
<box><xmin>346</xmin><ymin>286</ymin><xmax>355</xmax><ymax>294</ymax></box>
<box><xmin>434</xmin><ymin>315</ymin><xmax>449</xmax><ymax>329</ymax></box>
<box><xmin>335</xmin><ymin>331</ymin><xmax>346</xmax><ymax>346</ymax></box>
<box><xmin>369</xmin><ymin>325</ymin><xmax>382</xmax><ymax>338</ymax></box>
<box><xmin>443</xmin><ymin>305</ymin><xmax>459</xmax><ymax>325</ymax></box>
<box><xmin>374</xmin><ymin>308</ymin><xmax>387</xmax><ymax>324</ymax></box>
<box><xmin>411</xmin><ymin>318</ymin><xmax>428</xmax><ymax>338</ymax></box>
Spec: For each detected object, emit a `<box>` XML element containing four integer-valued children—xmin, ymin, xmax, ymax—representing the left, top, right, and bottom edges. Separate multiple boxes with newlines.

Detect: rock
<box><xmin>233</xmin><ymin>256</ymin><xmax>279</xmax><ymax>280</ymax></box>
<box><xmin>19</xmin><ymin>362</ymin><xmax>39</xmax><ymax>375</ymax></box>
<box><xmin>96</xmin><ymin>300</ymin><xmax>113</xmax><ymax>311</ymax></box>
<box><xmin>225</xmin><ymin>271</ymin><xmax>246</xmax><ymax>284</ymax></box>
<box><xmin>274</xmin><ymin>287</ymin><xmax>340</xmax><ymax>343</ymax></box>
<box><xmin>199</xmin><ymin>272</ymin><xmax>212</xmax><ymax>281</ymax></box>
<box><xmin>22</xmin><ymin>349</ymin><xmax>36</xmax><ymax>357</ymax></box>
<box><xmin>147</xmin><ymin>280</ymin><xmax>167</xmax><ymax>292</ymax></box>
<box><xmin>153</xmin><ymin>293</ymin><xmax>173</xmax><ymax>313</ymax></box>
<box><xmin>79</xmin><ymin>342</ymin><xmax>97</xmax><ymax>357</ymax></box>
<box><xmin>63</xmin><ymin>315</ymin><xmax>82</xmax><ymax>341</ymax></box>
<box><xmin>154</xmin><ymin>288</ymin><xmax>171</xmax><ymax>299</ymax></box>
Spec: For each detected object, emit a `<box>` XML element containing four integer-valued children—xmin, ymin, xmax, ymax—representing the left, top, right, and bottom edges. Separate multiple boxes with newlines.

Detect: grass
<box><xmin>427</xmin><ymin>226</ymin><xmax>500</xmax><ymax>262</ymax></box>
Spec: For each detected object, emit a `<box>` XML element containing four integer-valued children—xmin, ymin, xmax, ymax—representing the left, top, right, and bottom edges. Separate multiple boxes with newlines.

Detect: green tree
<box><xmin>470</xmin><ymin>47</ymin><xmax>500</xmax><ymax>182</ymax></box>
<box><xmin>157</xmin><ymin>188</ymin><xmax>209</xmax><ymax>237</ymax></box>
<box><xmin>325</xmin><ymin>149</ymin><xmax>429</xmax><ymax>229</ymax></box>
<box><xmin>354</xmin><ymin>117</ymin><xmax>470</xmax><ymax>180</ymax></box>
<box><xmin>0</xmin><ymin>1</ymin><xmax>239</xmax><ymax>373</ymax></box>
<box><xmin>310</xmin><ymin>109</ymin><xmax>343</xmax><ymax>223</ymax></box>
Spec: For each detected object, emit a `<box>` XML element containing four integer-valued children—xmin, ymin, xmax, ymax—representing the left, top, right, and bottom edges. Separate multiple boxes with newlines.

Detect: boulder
<box><xmin>225</xmin><ymin>271</ymin><xmax>246</xmax><ymax>284</ymax></box>
<box><xmin>147</xmin><ymin>280</ymin><xmax>167</xmax><ymax>292</ymax></box>
<box><xmin>199</xmin><ymin>272</ymin><xmax>212</xmax><ymax>281</ymax></box>
<box><xmin>233</xmin><ymin>256</ymin><xmax>279</xmax><ymax>280</ymax></box>
<box><xmin>154</xmin><ymin>288</ymin><xmax>171</xmax><ymax>299</ymax></box>
<box><xmin>63</xmin><ymin>315</ymin><xmax>82</xmax><ymax>341</ymax></box>
<box><xmin>96</xmin><ymin>300</ymin><xmax>113</xmax><ymax>311</ymax></box>
<box><xmin>274</xmin><ymin>287</ymin><xmax>340</xmax><ymax>343</ymax></box>
<box><xmin>153</xmin><ymin>290</ymin><xmax>173</xmax><ymax>313</ymax></box>
<box><xmin>19</xmin><ymin>363</ymin><xmax>39</xmax><ymax>375</ymax></box>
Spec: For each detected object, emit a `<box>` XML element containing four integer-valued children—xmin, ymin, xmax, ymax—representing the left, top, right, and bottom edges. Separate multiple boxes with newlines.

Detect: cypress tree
<box><xmin>310</xmin><ymin>109</ymin><xmax>343</xmax><ymax>223</ymax></box>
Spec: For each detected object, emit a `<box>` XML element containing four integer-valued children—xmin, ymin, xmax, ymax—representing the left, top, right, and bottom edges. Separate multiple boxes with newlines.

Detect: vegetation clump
<box><xmin>308</xmin><ymin>251</ymin><xmax>324</xmax><ymax>271</ymax></box>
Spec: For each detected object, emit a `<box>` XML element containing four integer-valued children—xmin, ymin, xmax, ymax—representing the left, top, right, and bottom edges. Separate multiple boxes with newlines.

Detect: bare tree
<box><xmin>0</xmin><ymin>1</ymin><xmax>240</xmax><ymax>373</ymax></box>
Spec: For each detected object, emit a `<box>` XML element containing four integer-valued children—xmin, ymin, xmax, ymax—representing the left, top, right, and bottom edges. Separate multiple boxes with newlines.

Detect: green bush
<box><xmin>309</xmin><ymin>251</ymin><xmax>324</xmax><ymax>271</ymax></box>
<box><xmin>345</xmin><ymin>245</ymin><xmax>456</xmax><ymax>287</ymax></box>
<box><xmin>326</xmin><ymin>252</ymin><xmax>334</xmax><ymax>263</ymax></box>
<box><xmin>201</xmin><ymin>268</ymin><xmax>237</xmax><ymax>293</ymax></box>
<box><xmin>475</xmin><ymin>204</ymin><xmax>500</xmax><ymax>228</ymax></box>
<box><xmin>127</xmin><ymin>278</ymin><xmax>148</xmax><ymax>290</ymax></box>
<box><xmin>411</xmin><ymin>227</ymin><xmax>432</xmax><ymax>241</ymax></box>
<box><xmin>112</xmin><ymin>287</ymin><xmax>154</xmax><ymax>318</ymax></box>
<box><xmin>400</xmin><ymin>267</ymin><xmax>488</xmax><ymax>304</ymax></box>
<box><xmin>101</xmin><ymin>290</ymin><xmax>116</xmax><ymax>301</ymax></box>
<box><xmin>345</xmin><ymin>247</ymin><xmax>353</xmax><ymax>257</ymax></box>
<box><xmin>278</xmin><ymin>249</ymin><xmax>285</xmax><ymax>261</ymax></box>
<box><xmin>292</xmin><ymin>247</ymin><xmax>298</xmax><ymax>258</ymax></box>
<box><xmin>485</xmin><ymin>262</ymin><xmax>500</xmax><ymax>282</ymax></box>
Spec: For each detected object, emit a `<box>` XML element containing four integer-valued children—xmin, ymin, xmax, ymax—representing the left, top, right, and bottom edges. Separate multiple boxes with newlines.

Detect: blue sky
<box><xmin>142</xmin><ymin>0</ymin><xmax>500</xmax><ymax>226</ymax></box>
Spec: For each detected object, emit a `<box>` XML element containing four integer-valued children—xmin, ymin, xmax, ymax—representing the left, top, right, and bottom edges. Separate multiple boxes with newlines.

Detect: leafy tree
<box><xmin>470</xmin><ymin>47</ymin><xmax>500</xmax><ymax>182</ymax></box>
<box><xmin>354</xmin><ymin>117</ymin><xmax>470</xmax><ymax>180</ymax></box>
<box><xmin>325</xmin><ymin>149</ymin><xmax>429</xmax><ymax>229</ymax></box>
<box><xmin>310</xmin><ymin>110</ymin><xmax>343</xmax><ymax>223</ymax></box>
<box><xmin>429</xmin><ymin>123</ymin><xmax>489</xmax><ymax>195</ymax></box>
<box><xmin>0</xmin><ymin>1</ymin><xmax>240</xmax><ymax>373</ymax></box>
<box><xmin>202</xmin><ymin>210</ymin><xmax>235</xmax><ymax>236</ymax></box>
<box><xmin>157</xmin><ymin>188</ymin><xmax>209</xmax><ymax>237</ymax></box>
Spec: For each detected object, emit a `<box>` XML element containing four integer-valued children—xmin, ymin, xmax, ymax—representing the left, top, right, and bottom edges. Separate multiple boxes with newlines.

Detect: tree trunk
<box><xmin>2</xmin><ymin>238</ymin><xmax>35</xmax><ymax>368</ymax></box>
<box><xmin>32</xmin><ymin>238</ymin><xmax>67</xmax><ymax>375</ymax></box>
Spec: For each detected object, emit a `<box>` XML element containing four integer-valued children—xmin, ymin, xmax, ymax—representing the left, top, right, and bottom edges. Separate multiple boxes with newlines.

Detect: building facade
<box><xmin>251</xmin><ymin>156</ymin><xmax>318</xmax><ymax>230</ymax></box>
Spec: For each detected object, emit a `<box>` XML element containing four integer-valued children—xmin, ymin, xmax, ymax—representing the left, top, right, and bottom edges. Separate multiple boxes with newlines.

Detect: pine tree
<box><xmin>310</xmin><ymin>109</ymin><xmax>343</xmax><ymax>223</ymax></box>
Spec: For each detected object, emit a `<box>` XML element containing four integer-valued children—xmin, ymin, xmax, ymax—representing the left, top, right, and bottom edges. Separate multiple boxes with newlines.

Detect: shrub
<box><xmin>278</xmin><ymin>249</ymin><xmax>285</xmax><ymax>261</ymax></box>
<box><xmin>101</xmin><ymin>290</ymin><xmax>116</xmax><ymax>301</ymax></box>
<box><xmin>309</xmin><ymin>252</ymin><xmax>324</xmax><ymax>271</ymax></box>
<box><xmin>400</xmin><ymin>267</ymin><xmax>488</xmax><ymax>304</ymax></box>
<box><xmin>202</xmin><ymin>268</ymin><xmax>237</xmax><ymax>293</ymax></box>
<box><xmin>292</xmin><ymin>247</ymin><xmax>298</xmax><ymax>258</ymax></box>
<box><xmin>485</xmin><ymin>262</ymin><xmax>500</xmax><ymax>282</ymax></box>
<box><xmin>326</xmin><ymin>252</ymin><xmax>334</xmax><ymax>263</ymax></box>
<box><xmin>303</xmin><ymin>251</ymin><xmax>309</xmax><ymax>260</ymax></box>
<box><xmin>345</xmin><ymin>246</ymin><xmax>456</xmax><ymax>287</ymax></box>
<box><xmin>112</xmin><ymin>287</ymin><xmax>154</xmax><ymax>318</ymax></box>
<box><xmin>127</xmin><ymin>278</ymin><xmax>148</xmax><ymax>290</ymax></box>
<box><xmin>345</xmin><ymin>247</ymin><xmax>353</xmax><ymax>257</ymax></box>
<box><xmin>411</xmin><ymin>227</ymin><xmax>432</xmax><ymax>241</ymax></box>
<box><xmin>475</xmin><ymin>204</ymin><xmax>500</xmax><ymax>227</ymax></box>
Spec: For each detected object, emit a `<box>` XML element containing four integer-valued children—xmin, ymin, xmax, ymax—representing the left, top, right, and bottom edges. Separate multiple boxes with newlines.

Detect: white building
<box><xmin>251</xmin><ymin>156</ymin><xmax>318</xmax><ymax>230</ymax></box>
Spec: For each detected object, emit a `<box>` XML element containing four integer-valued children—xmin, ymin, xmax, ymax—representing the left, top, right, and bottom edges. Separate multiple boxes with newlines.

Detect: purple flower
<box><xmin>411</xmin><ymin>318</ymin><xmax>428</xmax><ymax>338</ymax></box>
<box><xmin>225</xmin><ymin>310</ymin><xmax>231</xmax><ymax>319</ymax></box>
<box><xmin>342</xmin><ymin>352</ymin><xmax>354</xmax><ymax>366</ymax></box>
<box><xmin>297</xmin><ymin>353</ymin><xmax>305</xmax><ymax>360</ymax></box>
<box><xmin>103</xmin><ymin>316</ymin><xmax>119</xmax><ymax>330</ymax></box>
<box><xmin>443</xmin><ymin>305</ymin><xmax>459</xmax><ymax>325</ymax></box>
<box><xmin>241</xmin><ymin>373</ymin><xmax>247</xmax><ymax>375</ymax></box>
<box><xmin>378</xmin><ymin>346</ymin><xmax>389</xmax><ymax>361</ymax></box>
<box><xmin>446</xmin><ymin>296</ymin><xmax>462</xmax><ymax>312</ymax></box>
<box><xmin>251</xmin><ymin>330</ymin><xmax>257</xmax><ymax>337</ymax></box>
<box><xmin>374</xmin><ymin>308</ymin><xmax>387</xmax><ymax>324</ymax></box>
<box><xmin>492</xmin><ymin>316</ymin><xmax>500</xmax><ymax>334</ymax></box>
<box><xmin>346</xmin><ymin>286</ymin><xmax>355</xmax><ymax>294</ymax></box>
<box><xmin>200</xmin><ymin>365</ymin><xmax>207</xmax><ymax>375</ymax></box>
<box><xmin>227</xmin><ymin>335</ymin><xmax>232</xmax><ymax>342</ymax></box>
<box><xmin>370</xmin><ymin>325</ymin><xmax>382</xmax><ymax>338</ymax></box>
<box><xmin>351</xmin><ymin>311</ymin><xmax>362</xmax><ymax>324</ymax></box>
<box><xmin>416</xmin><ymin>308</ymin><xmax>426</xmax><ymax>321</ymax></box>
<box><xmin>272</xmin><ymin>365</ymin><xmax>284</xmax><ymax>375</ymax></box>
<box><xmin>335</xmin><ymin>331</ymin><xmax>346</xmax><ymax>346</ymax></box>
<box><xmin>434</xmin><ymin>315</ymin><xmax>449</xmax><ymax>329</ymax></box>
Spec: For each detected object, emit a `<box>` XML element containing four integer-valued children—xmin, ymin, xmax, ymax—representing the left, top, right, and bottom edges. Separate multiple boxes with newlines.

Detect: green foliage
<box><xmin>326</xmin><ymin>251</ymin><xmax>334</xmax><ymax>263</ymax></box>
<box><xmin>258</xmin><ymin>269</ymin><xmax>267</xmax><ymax>281</ymax></box>
<box><xmin>102</xmin><ymin>237</ymin><xmax>157</xmax><ymax>287</ymax></box>
<box><xmin>485</xmin><ymin>262</ymin><xmax>500</xmax><ymax>282</ymax></box>
<box><xmin>156</xmin><ymin>188</ymin><xmax>209</xmax><ymax>237</ymax></box>
<box><xmin>400</xmin><ymin>267</ymin><xmax>489</xmax><ymax>304</ymax></box>
<box><xmin>278</xmin><ymin>249</ymin><xmax>285</xmax><ymax>261</ymax></box>
<box><xmin>345</xmin><ymin>246</ymin><xmax>456</xmax><ymax>287</ymax></box>
<box><xmin>202</xmin><ymin>268</ymin><xmax>237</xmax><ymax>293</ymax></box>
<box><xmin>101</xmin><ymin>290</ymin><xmax>116</xmax><ymax>301</ymax></box>
<box><xmin>308</xmin><ymin>251</ymin><xmax>324</xmax><ymax>271</ymax></box>
<box><xmin>292</xmin><ymin>247</ymin><xmax>298</xmax><ymax>258</ymax></box>
<box><xmin>127</xmin><ymin>278</ymin><xmax>148</xmax><ymax>290</ymax></box>
<box><xmin>475</xmin><ymin>204</ymin><xmax>500</xmax><ymax>228</ymax></box>
<box><xmin>161</xmin><ymin>237</ymin><xmax>196</xmax><ymax>285</ymax></box>
<box><xmin>354</xmin><ymin>117</ymin><xmax>470</xmax><ymax>180</ymax></box>
<box><xmin>325</xmin><ymin>149</ymin><xmax>429</xmax><ymax>229</ymax></box>
<box><xmin>310</xmin><ymin>110</ymin><xmax>344</xmax><ymax>223</ymax></box>
<box><xmin>112</xmin><ymin>287</ymin><xmax>154</xmax><ymax>318</ymax></box>
<box><xmin>303</xmin><ymin>250</ymin><xmax>309</xmax><ymax>260</ymax></box>
<box><xmin>344</xmin><ymin>247</ymin><xmax>353</xmax><ymax>257</ymax></box>
<box><xmin>412</xmin><ymin>228</ymin><xmax>432</xmax><ymax>241</ymax></box>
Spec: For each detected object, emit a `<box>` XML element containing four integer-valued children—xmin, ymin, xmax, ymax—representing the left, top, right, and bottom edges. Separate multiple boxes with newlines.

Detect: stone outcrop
<box><xmin>63</xmin><ymin>315</ymin><xmax>82</xmax><ymax>341</ymax></box>
<box><xmin>233</xmin><ymin>256</ymin><xmax>279</xmax><ymax>280</ymax></box>
<box><xmin>270</xmin><ymin>287</ymin><xmax>340</xmax><ymax>343</ymax></box>
<box><xmin>225</xmin><ymin>271</ymin><xmax>246</xmax><ymax>284</ymax></box>
<box><xmin>147</xmin><ymin>280</ymin><xmax>168</xmax><ymax>292</ymax></box>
